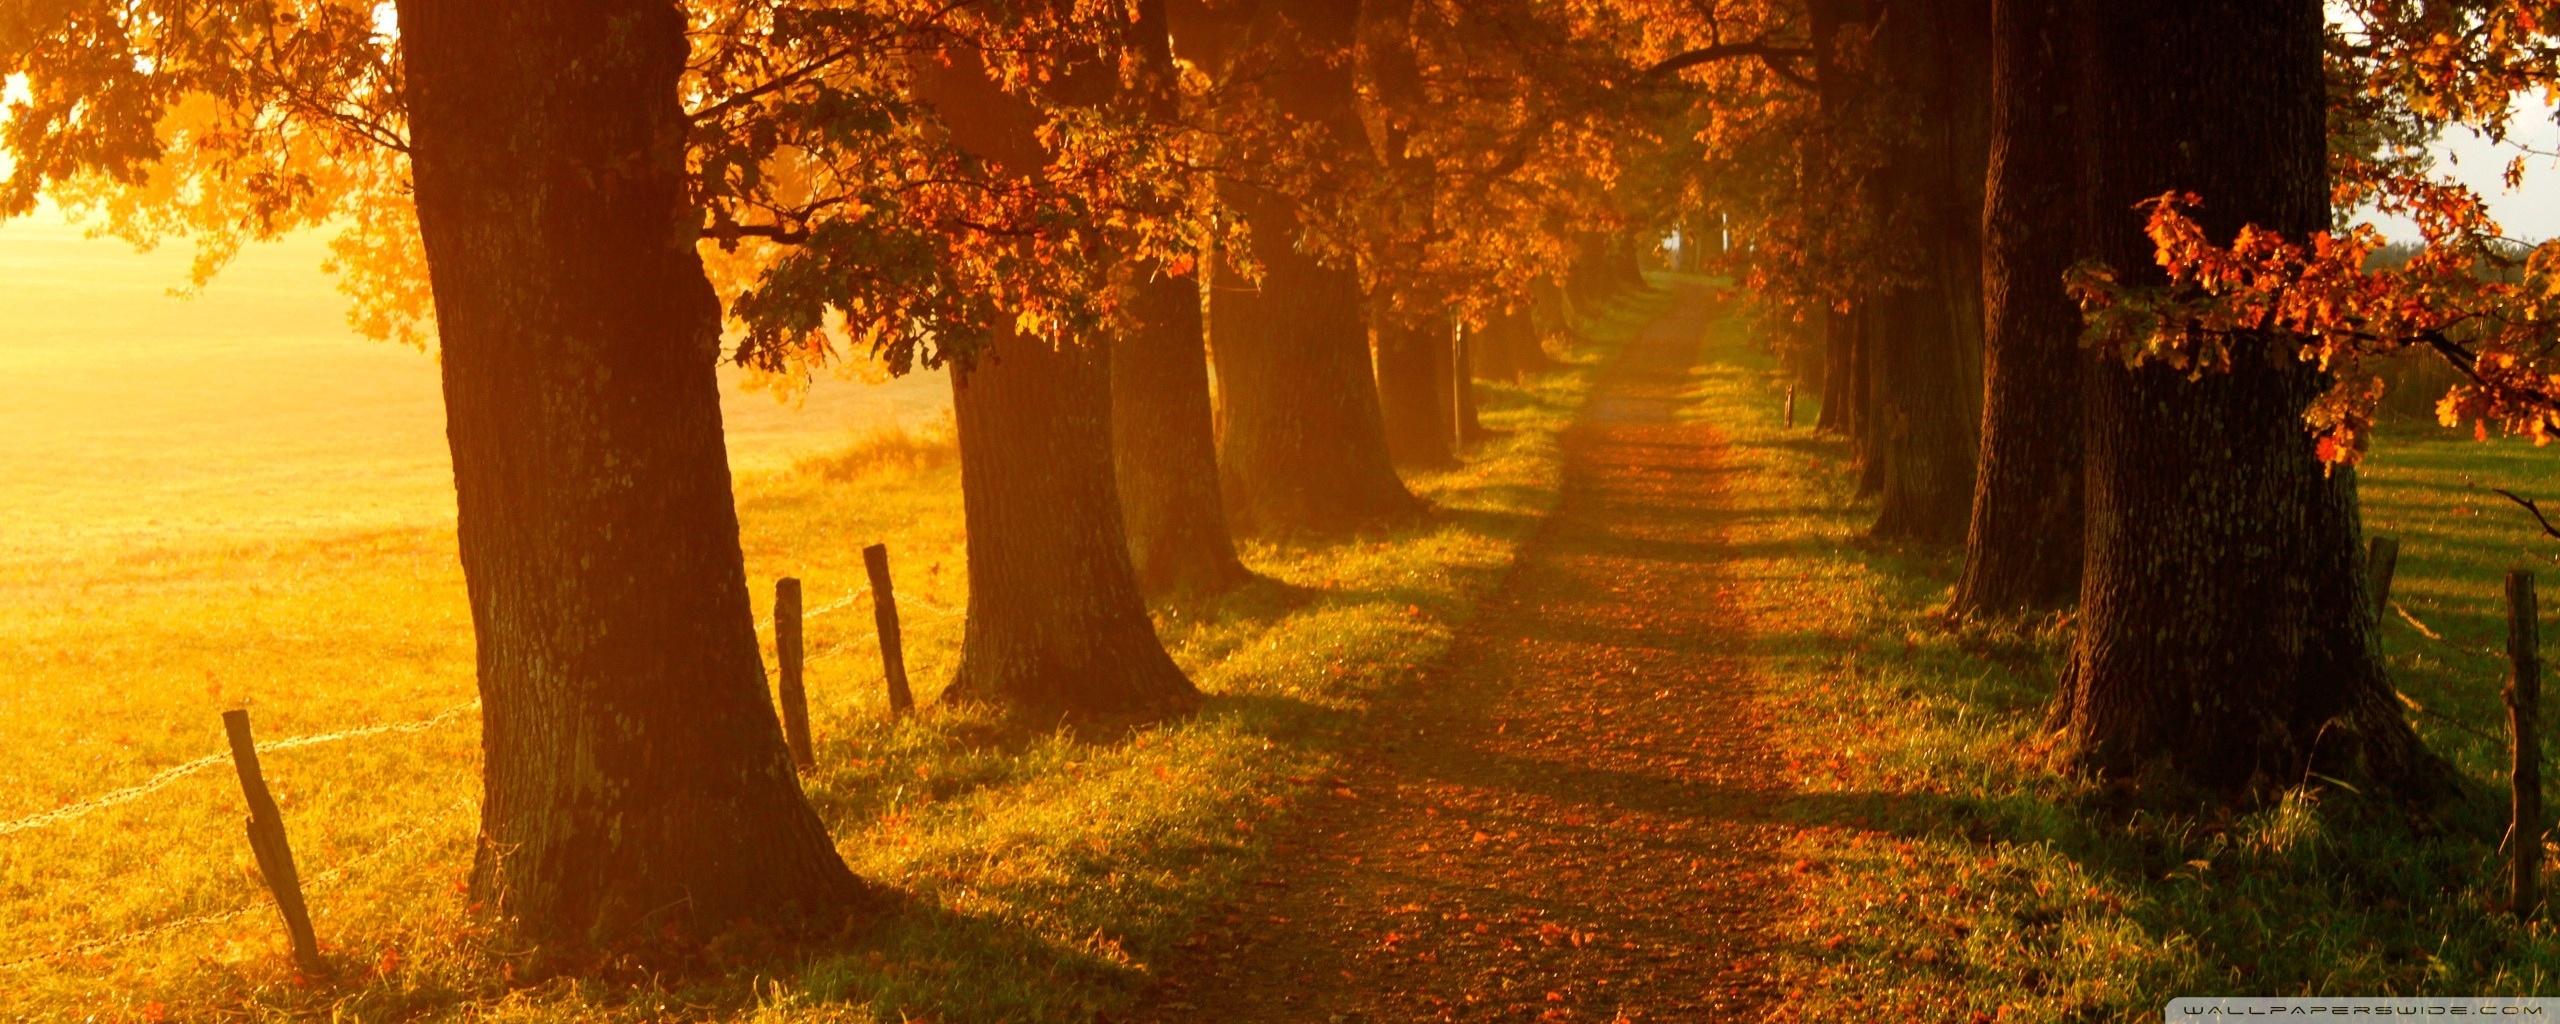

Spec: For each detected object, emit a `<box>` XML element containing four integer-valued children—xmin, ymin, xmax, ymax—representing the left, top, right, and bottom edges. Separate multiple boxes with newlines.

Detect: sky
<box><xmin>2369</xmin><ymin>95</ymin><xmax>2560</xmax><ymax>243</ymax></box>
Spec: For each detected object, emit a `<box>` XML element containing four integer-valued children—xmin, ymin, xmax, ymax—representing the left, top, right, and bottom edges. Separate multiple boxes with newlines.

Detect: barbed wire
<box><xmin>3</xmin><ymin>585</ymin><xmax>960</xmax><ymax>968</ymax></box>
<box><xmin>0</xmin><ymin>701</ymin><xmax>480</xmax><ymax>839</ymax></box>
<box><xmin>2391</xmin><ymin>601</ymin><xmax>2510</xmax><ymax>664</ymax></box>
<box><xmin>0</xmin><ymin>797</ymin><xmax>476</xmax><ymax>972</ymax></box>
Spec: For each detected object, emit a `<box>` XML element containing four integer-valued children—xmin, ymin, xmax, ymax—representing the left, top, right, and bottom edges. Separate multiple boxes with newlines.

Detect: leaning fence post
<box><xmin>222</xmin><ymin>709</ymin><xmax>324</xmax><ymax>976</ymax></box>
<box><xmin>775</xmin><ymin>577</ymin><xmax>814</xmax><ymax>770</ymax></box>
<box><xmin>864</xmin><ymin>544</ymin><xmax>916</xmax><ymax>716</ymax></box>
<box><xmin>2510</xmin><ymin>569</ymin><xmax>2543</xmax><ymax>919</ymax></box>
<box><xmin>2368</xmin><ymin>536</ymin><xmax>2401</xmax><ymax>626</ymax></box>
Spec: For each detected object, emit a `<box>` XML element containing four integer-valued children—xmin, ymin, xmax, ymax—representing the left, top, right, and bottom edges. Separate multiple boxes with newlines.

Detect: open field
<box><xmin>0</xmin><ymin>222</ymin><xmax>1670</xmax><ymax>1020</ymax></box>
<box><xmin>0</xmin><ymin>212</ymin><xmax>951</xmax><ymax>565</ymax></box>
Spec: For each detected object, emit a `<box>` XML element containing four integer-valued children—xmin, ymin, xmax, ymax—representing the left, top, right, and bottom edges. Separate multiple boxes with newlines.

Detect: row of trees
<box><xmin>1678</xmin><ymin>0</ymin><xmax>2560</xmax><ymax>808</ymax></box>
<box><xmin>22</xmin><ymin>0</ymin><xmax>2539</xmax><ymax>965</ymax></box>
<box><xmin>3</xmin><ymin>0</ymin><xmax>1702</xmax><ymax>952</ymax></box>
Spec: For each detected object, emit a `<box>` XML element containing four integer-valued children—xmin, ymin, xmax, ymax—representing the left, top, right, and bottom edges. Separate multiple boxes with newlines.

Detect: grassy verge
<box><xmin>0</xmin><ymin>288</ymin><xmax>1669</xmax><ymax>1022</ymax></box>
<box><xmin>1694</xmin><ymin>307</ymin><xmax>2560</xmax><ymax>1019</ymax></box>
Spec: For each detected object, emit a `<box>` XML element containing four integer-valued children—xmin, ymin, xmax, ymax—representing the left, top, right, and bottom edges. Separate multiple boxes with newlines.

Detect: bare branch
<box><xmin>1644</xmin><ymin>42</ymin><xmax>1814</xmax><ymax>80</ymax></box>
<box><xmin>2494</xmin><ymin>488</ymin><xmax>2560</xmax><ymax>540</ymax></box>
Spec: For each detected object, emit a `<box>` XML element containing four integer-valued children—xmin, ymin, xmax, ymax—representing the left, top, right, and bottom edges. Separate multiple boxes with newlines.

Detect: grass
<box><xmin>0</xmin><ymin>231</ymin><xmax>1672</xmax><ymax>1020</ymax></box>
<box><xmin>1685</xmin><ymin>305</ymin><xmax>2560</xmax><ymax>1019</ymax></box>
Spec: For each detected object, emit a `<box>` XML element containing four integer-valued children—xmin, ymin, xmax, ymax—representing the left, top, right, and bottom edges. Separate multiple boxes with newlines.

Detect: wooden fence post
<box><xmin>864</xmin><ymin>544</ymin><xmax>916</xmax><ymax>716</ymax></box>
<box><xmin>1784</xmin><ymin>384</ymin><xmax>1797</xmax><ymax>429</ymax></box>
<box><xmin>2368</xmin><ymin>536</ymin><xmax>2401</xmax><ymax>626</ymax></box>
<box><xmin>221</xmin><ymin>709</ymin><xmax>324</xmax><ymax>976</ymax></box>
<box><xmin>2510</xmin><ymin>569</ymin><xmax>2543</xmax><ymax>919</ymax></box>
<box><xmin>775</xmin><ymin>577</ymin><xmax>813</xmax><ymax>770</ymax></box>
<box><xmin>1452</xmin><ymin>322</ymin><xmax>1469</xmax><ymax>452</ymax></box>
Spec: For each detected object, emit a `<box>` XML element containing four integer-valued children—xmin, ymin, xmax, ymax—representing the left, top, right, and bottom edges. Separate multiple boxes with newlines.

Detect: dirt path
<box><xmin>1139</xmin><ymin>283</ymin><xmax>1797</xmax><ymax>1023</ymax></box>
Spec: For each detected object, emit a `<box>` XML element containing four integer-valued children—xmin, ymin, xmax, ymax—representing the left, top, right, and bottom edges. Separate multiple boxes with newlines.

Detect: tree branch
<box><xmin>2495</xmin><ymin>488</ymin><xmax>2560</xmax><ymax>540</ymax></box>
<box><xmin>1644</xmin><ymin>42</ymin><xmax>1814</xmax><ymax>80</ymax></box>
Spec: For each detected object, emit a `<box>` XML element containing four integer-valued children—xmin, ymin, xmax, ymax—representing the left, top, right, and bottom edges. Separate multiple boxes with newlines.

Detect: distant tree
<box><xmin>1110</xmin><ymin>0</ymin><xmax>1255</xmax><ymax>600</ymax></box>
<box><xmin>1170</xmin><ymin>0</ymin><xmax>1421</xmax><ymax>536</ymax></box>
<box><xmin>1858</xmin><ymin>0</ymin><xmax>1988</xmax><ymax>544</ymax></box>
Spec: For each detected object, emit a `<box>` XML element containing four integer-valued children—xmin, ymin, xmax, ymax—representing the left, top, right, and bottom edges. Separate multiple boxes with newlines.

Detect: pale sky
<box><xmin>2367</xmin><ymin>97</ymin><xmax>2560</xmax><ymax>244</ymax></box>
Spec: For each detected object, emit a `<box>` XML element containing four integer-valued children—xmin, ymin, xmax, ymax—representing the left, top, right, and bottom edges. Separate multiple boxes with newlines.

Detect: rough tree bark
<box><xmin>400</xmin><ymin>0</ymin><xmax>863</xmax><ymax>942</ymax></box>
<box><xmin>1863</xmin><ymin>0</ymin><xmax>1988</xmax><ymax>544</ymax></box>
<box><xmin>944</xmin><ymin>331</ymin><xmax>1200</xmax><ymax>713</ymax></box>
<box><xmin>1109</xmin><ymin>0</ymin><xmax>1254</xmax><ymax>600</ymax></box>
<box><xmin>1172</xmin><ymin>0</ymin><xmax>1420</xmax><ymax>535</ymax></box>
<box><xmin>1951</xmin><ymin>0</ymin><xmax>2085</xmax><ymax>615</ymax></box>
<box><xmin>910</xmin><ymin>33</ymin><xmax>1199</xmax><ymax>714</ymax></box>
<box><xmin>2052</xmin><ymin>0</ymin><xmax>2449</xmax><ymax>802</ymax></box>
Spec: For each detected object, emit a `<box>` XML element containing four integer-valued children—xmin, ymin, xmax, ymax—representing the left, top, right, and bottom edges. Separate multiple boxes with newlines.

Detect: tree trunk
<box><xmin>1816</xmin><ymin>306</ymin><xmax>1858</xmax><ymax>434</ymax></box>
<box><xmin>908</xmin><ymin>31</ymin><xmax>1201</xmax><ymax>713</ymax></box>
<box><xmin>944</xmin><ymin>333</ymin><xmax>1201</xmax><ymax>713</ymax></box>
<box><xmin>1469</xmin><ymin>316</ymin><xmax>1516</xmax><ymax>383</ymax></box>
<box><xmin>1863</xmin><ymin>0</ymin><xmax>1988</xmax><ymax>544</ymax></box>
<box><xmin>1209</xmin><ymin>207</ymin><xmax>1420</xmax><ymax>534</ymax></box>
<box><xmin>1177</xmin><ymin>0</ymin><xmax>1420</xmax><ymax>535</ymax></box>
<box><xmin>1851</xmin><ymin>304</ymin><xmax>1885</xmax><ymax>496</ymax></box>
<box><xmin>2053</xmin><ymin>0</ymin><xmax>2449</xmax><ymax>802</ymax></box>
<box><xmin>1375</xmin><ymin>308</ymin><xmax>1457</xmax><ymax>468</ymax></box>
<box><xmin>1108</xmin><ymin>0</ymin><xmax>1254</xmax><ymax>601</ymax></box>
<box><xmin>1611</xmin><ymin>234</ymin><xmax>1651</xmax><ymax>291</ymax></box>
<box><xmin>1476</xmin><ymin>301</ymin><xmax>1553</xmax><ymax>381</ymax></box>
<box><xmin>1952</xmin><ymin>0</ymin><xmax>2085</xmax><ymax>615</ymax></box>
<box><xmin>1113</xmin><ymin>266</ymin><xmax>1254</xmax><ymax>599</ymax></box>
<box><xmin>400</xmin><ymin>0</ymin><xmax>863</xmax><ymax>943</ymax></box>
<box><xmin>1809</xmin><ymin>0</ymin><xmax>1860</xmax><ymax>442</ymax></box>
<box><xmin>1454</xmin><ymin>322</ymin><xmax>1482</xmax><ymax>442</ymax></box>
<box><xmin>1567</xmin><ymin>235</ymin><xmax>1622</xmax><ymax>312</ymax></box>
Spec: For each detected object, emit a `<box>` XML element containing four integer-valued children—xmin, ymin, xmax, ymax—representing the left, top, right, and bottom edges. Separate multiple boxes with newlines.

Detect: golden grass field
<box><xmin>0</xmin><ymin>210</ymin><xmax>953</xmax><ymax>566</ymax></box>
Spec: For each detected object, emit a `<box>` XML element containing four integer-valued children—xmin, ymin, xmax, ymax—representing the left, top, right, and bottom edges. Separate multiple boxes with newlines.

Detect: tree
<box><xmin>1114</xmin><ymin>264</ymin><xmax>1257</xmax><ymax>597</ymax></box>
<box><xmin>1171</xmin><ymin>0</ymin><xmax>1421</xmax><ymax>535</ymax></box>
<box><xmin>2047</xmin><ymin>0</ymin><xmax>2448</xmax><ymax>802</ymax></box>
<box><xmin>1109</xmin><ymin>0</ymin><xmax>1257</xmax><ymax>601</ymax></box>
<box><xmin>902</xmin><ymin>29</ymin><xmax>1200</xmax><ymax>713</ymax></box>
<box><xmin>412</xmin><ymin>0</ymin><xmax>872</xmax><ymax>935</ymax></box>
<box><xmin>1859</xmin><ymin>0</ymin><xmax>1988</xmax><ymax>544</ymax></box>
<box><xmin>1360</xmin><ymin>0</ymin><xmax>1459</xmax><ymax>469</ymax></box>
<box><xmin>1373</xmin><ymin>310</ymin><xmax>1462</xmax><ymax>467</ymax></box>
<box><xmin>1950</xmin><ymin>0</ymin><xmax>2084</xmax><ymax>615</ymax></box>
<box><xmin>1468</xmin><ymin>303</ymin><xmax>1556</xmax><ymax>383</ymax></box>
<box><xmin>4</xmin><ymin>0</ymin><xmax>870</xmax><ymax>944</ymax></box>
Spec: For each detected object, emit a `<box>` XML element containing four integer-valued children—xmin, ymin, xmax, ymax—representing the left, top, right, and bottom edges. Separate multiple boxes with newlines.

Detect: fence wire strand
<box><xmin>0</xmin><ymin>797</ymin><xmax>476</xmax><ymax>972</ymax></box>
<box><xmin>0</xmin><ymin>701</ymin><xmax>480</xmax><ymax>839</ymax></box>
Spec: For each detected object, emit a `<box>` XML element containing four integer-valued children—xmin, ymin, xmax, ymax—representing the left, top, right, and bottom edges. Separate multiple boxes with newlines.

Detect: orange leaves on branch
<box><xmin>2070</xmin><ymin>189</ymin><xmax>2560</xmax><ymax>466</ymax></box>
